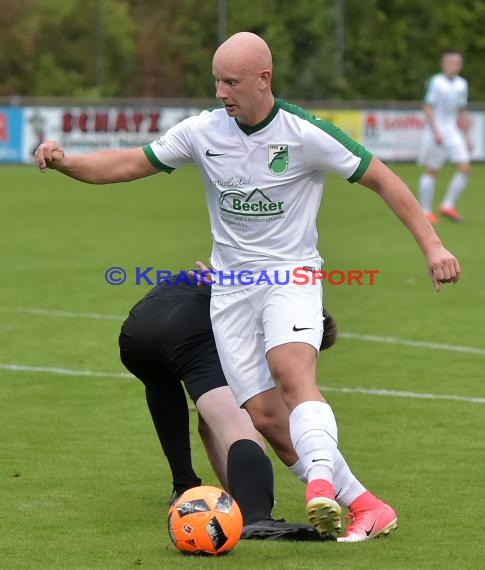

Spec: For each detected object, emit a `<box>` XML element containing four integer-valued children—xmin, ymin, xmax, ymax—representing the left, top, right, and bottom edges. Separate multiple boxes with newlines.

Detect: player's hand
<box><xmin>187</xmin><ymin>260</ymin><xmax>214</xmax><ymax>286</ymax></box>
<box><xmin>320</xmin><ymin>309</ymin><xmax>337</xmax><ymax>351</ymax></box>
<box><xmin>425</xmin><ymin>246</ymin><xmax>461</xmax><ymax>291</ymax></box>
<box><xmin>433</xmin><ymin>132</ymin><xmax>443</xmax><ymax>145</ymax></box>
<box><xmin>34</xmin><ymin>141</ymin><xmax>65</xmax><ymax>172</ymax></box>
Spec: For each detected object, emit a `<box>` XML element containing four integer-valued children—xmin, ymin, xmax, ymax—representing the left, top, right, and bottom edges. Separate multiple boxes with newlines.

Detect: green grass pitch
<box><xmin>1</xmin><ymin>162</ymin><xmax>484</xmax><ymax>569</ymax></box>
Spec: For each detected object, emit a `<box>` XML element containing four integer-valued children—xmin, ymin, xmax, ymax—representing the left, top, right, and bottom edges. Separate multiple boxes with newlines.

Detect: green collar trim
<box><xmin>235</xmin><ymin>99</ymin><xmax>280</xmax><ymax>135</ymax></box>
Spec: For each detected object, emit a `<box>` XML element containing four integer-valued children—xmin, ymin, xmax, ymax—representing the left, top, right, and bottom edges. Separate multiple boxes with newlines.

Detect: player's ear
<box><xmin>259</xmin><ymin>70</ymin><xmax>272</xmax><ymax>90</ymax></box>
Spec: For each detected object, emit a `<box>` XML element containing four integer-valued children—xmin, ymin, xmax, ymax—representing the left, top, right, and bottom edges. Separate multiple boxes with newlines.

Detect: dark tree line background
<box><xmin>1</xmin><ymin>0</ymin><xmax>485</xmax><ymax>101</ymax></box>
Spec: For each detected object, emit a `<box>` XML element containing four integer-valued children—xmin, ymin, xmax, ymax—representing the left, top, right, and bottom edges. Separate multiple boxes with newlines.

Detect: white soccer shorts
<box><xmin>210</xmin><ymin>275</ymin><xmax>324</xmax><ymax>406</ymax></box>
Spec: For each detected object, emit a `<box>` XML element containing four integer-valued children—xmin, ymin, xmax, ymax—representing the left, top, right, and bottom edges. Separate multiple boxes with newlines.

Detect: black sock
<box><xmin>227</xmin><ymin>439</ymin><xmax>274</xmax><ymax>525</ymax></box>
<box><xmin>145</xmin><ymin>383</ymin><xmax>201</xmax><ymax>494</ymax></box>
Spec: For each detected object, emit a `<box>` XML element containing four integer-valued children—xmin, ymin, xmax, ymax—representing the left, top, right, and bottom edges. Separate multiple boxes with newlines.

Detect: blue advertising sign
<box><xmin>0</xmin><ymin>107</ymin><xmax>23</xmax><ymax>162</ymax></box>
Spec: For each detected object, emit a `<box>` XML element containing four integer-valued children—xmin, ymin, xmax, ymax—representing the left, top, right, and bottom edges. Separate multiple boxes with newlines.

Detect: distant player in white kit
<box><xmin>34</xmin><ymin>32</ymin><xmax>461</xmax><ymax>542</ymax></box>
<box><xmin>417</xmin><ymin>51</ymin><xmax>473</xmax><ymax>223</ymax></box>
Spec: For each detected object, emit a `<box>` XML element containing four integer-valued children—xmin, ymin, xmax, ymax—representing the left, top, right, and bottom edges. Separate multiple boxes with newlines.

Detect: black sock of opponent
<box><xmin>145</xmin><ymin>383</ymin><xmax>201</xmax><ymax>495</ymax></box>
<box><xmin>227</xmin><ymin>439</ymin><xmax>274</xmax><ymax>525</ymax></box>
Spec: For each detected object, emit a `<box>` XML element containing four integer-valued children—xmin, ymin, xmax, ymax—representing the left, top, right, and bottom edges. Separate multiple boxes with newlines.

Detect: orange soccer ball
<box><xmin>167</xmin><ymin>485</ymin><xmax>243</xmax><ymax>556</ymax></box>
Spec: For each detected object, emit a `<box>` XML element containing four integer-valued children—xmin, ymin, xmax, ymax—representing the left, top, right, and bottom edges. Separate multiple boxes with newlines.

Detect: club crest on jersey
<box><xmin>268</xmin><ymin>144</ymin><xmax>289</xmax><ymax>175</ymax></box>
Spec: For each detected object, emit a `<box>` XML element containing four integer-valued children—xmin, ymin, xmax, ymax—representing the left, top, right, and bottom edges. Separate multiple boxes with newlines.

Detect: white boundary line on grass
<box><xmin>1</xmin><ymin>363</ymin><xmax>484</xmax><ymax>404</ymax></box>
<box><xmin>0</xmin><ymin>363</ymin><xmax>133</xmax><ymax>378</ymax></box>
<box><xmin>2</xmin><ymin>306</ymin><xmax>485</xmax><ymax>357</ymax></box>
<box><xmin>339</xmin><ymin>332</ymin><xmax>485</xmax><ymax>357</ymax></box>
<box><xmin>317</xmin><ymin>384</ymin><xmax>485</xmax><ymax>404</ymax></box>
<box><xmin>0</xmin><ymin>307</ymin><xmax>125</xmax><ymax>321</ymax></box>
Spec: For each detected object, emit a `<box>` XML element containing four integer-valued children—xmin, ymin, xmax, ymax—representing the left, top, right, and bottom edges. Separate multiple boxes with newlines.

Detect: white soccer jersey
<box><xmin>423</xmin><ymin>73</ymin><xmax>468</xmax><ymax>135</ymax></box>
<box><xmin>144</xmin><ymin>99</ymin><xmax>372</xmax><ymax>291</ymax></box>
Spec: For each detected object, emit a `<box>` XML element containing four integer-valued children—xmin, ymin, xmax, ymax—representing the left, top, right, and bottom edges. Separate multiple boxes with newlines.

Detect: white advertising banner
<box><xmin>362</xmin><ymin>109</ymin><xmax>484</xmax><ymax>161</ymax></box>
<box><xmin>6</xmin><ymin>105</ymin><xmax>485</xmax><ymax>163</ymax></box>
<box><xmin>21</xmin><ymin>106</ymin><xmax>200</xmax><ymax>163</ymax></box>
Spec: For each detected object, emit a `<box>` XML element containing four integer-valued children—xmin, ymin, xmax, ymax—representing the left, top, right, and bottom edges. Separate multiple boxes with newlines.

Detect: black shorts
<box><xmin>119</xmin><ymin>282</ymin><xmax>227</xmax><ymax>403</ymax></box>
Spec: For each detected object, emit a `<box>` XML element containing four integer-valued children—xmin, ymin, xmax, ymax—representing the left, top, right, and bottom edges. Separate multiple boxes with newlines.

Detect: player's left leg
<box><xmin>417</xmin><ymin>131</ymin><xmax>445</xmax><ymax>223</ymax></box>
<box><xmin>439</xmin><ymin>137</ymin><xmax>471</xmax><ymax>221</ymax></box>
<box><xmin>418</xmin><ymin>168</ymin><xmax>439</xmax><ymax>223</ymax></box>
<box><xmin>440</xmin><ymin>163</ymin><xmax>470</xmax><ymax>222</ymax></box>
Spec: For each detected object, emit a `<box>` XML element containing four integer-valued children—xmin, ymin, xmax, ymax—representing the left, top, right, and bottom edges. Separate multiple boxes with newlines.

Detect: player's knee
<box><xmin>269</xmin><ymin>357</ymin><xmax>296</xmax><ymax>386</ymax></box>
<box><xmin>269</xmin><ymin>349</ymin><xmax>315</xmax><ymax>391</ymax></box>
<box><xmin>247</xmin><ymin>403</ymin><xmax>283</xmax><ymax>440</ymax></box>
<box><xmin>250</xmin><ymin>411</ymin><xmax>278</xmax><ymax>440</ymax></box>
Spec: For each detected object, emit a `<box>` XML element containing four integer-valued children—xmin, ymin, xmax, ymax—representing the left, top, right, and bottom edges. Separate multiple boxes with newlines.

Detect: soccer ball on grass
<box><xmin>168</xmin><ymin>485</ymin><xmax>243</xmax><ymax>555</ymax></box>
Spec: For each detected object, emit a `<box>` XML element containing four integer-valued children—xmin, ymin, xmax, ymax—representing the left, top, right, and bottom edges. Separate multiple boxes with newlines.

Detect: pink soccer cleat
<box><xmin>337</xmin><ymin>491</ymin><xmax>398</xmax><ymax>543</ymax></box>
<box><xmin>439</xmin><ymin>206</ymin><xmax>463</xmax><ymax>222</ymax></box>
<box><xmin>305</xmin><ymin>479</ymin><xmax>342</xmax><ymax>537</ymax></box>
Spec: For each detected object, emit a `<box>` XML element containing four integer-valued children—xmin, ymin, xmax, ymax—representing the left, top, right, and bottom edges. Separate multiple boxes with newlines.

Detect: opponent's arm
<box><xmin>35</xmin><ymin>140</ymin><xmax>159</xmax><ymax>183</ymax></box>
<box><xmin>358</xmin><ymin>157</ymin><xmax>461</xmax><ymax>290</ymax></box>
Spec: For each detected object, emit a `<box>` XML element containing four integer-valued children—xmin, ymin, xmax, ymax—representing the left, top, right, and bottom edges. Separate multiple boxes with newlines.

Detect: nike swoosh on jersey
<box><xmin>205</xmin><ymin>150</ymin><xmax>227</xmax><ymax>157</ymax></box>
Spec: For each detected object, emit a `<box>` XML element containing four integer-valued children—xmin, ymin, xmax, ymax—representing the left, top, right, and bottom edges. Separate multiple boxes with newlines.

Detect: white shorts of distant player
<box><xmin>418</xmin><ymin>127</ymin><xmax>470</xmax><ymax>170</ymax></box>
<box><xmin>210</xmin><ymin>270</ymin><xmax>324</xmax><ymax>407</ymax></box>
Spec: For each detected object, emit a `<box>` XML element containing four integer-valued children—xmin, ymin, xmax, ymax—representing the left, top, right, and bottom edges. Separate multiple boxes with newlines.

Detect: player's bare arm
<box><xmin>34</xmin><ymin>141</ymin><xmax>159</xmax><ymax>184</ymax></box>
<box><xmin>457</xmin><ymin>109</ymin><xmax>474</xmax><ymax>152</ymax></box>
<box><xmin>422</xmin><ymin>104</ymin><xmax>442</xmax><ymax>144</ymax></box>
<box><xmin>358</xmin><ymin>157</ymin><xmax>461</xmax><ymax>290</ymax></box>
